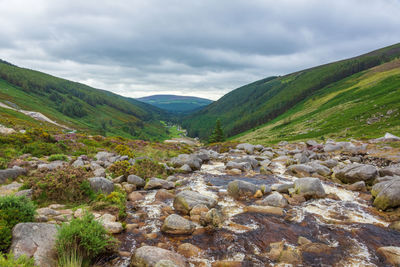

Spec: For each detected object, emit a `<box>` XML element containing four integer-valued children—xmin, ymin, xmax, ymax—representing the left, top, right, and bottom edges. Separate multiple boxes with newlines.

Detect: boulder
<box><xmin>161</xmin><ymin>214</ymin><xmax>195</xmax><ymax>235</ymax></box>
<box><xmin>372</xmin><ymin>179</ymin><xmax>400</xmax><ymax>210</ymax></box>
<box><xmin>173</xmin><ymin>191</ymin><xmax>217</xmax><ymax>214</ymax></box>
<box><xmin>233</xmin><ymin>156</ymin><xmax>259</xmax><ymax>169</ymax></box>
<box><xmin>200</xmin><ymin>208</ymin><xmax>224</xmax><ymax>228</ymax></box>
<box><xmin>294</xmin><ymin>178</ymin><xmax>326</xmax><ymax>198</ymax></box>
<box><xmin>128</xmin><ymin>192</ymin><xmax>145</xmax><ymax>202</ymax></box>
<box><xmin>377</xmin><ymin>246</ymin><xmax>400</xmax><ymax>266</ymax></box>
<box><xmin>132</xmin><ymin>246</ymin><xmax>187</xmax><ymax>267</ymax></box>
<box><xmin>95</xmin><ymin>151</ymin><xmax>115</xmax><ymax>162</ymax></box>
<box><xmin>177</xmin><ymin>243</ymin><xmax>201</xmax><ymax>258</ymax></box>
<box><xmin>258</xmin><ymin>192</ymin><xmax>288</xmax><ymax>208</ymax></box>
<box><xmin>227</xmin><ymin>180</ymin><xmax>259</xmax><ymax>199</ymax></box>
<box><xmin>0</xmin><ymin>166</ymin><xmax>27</xmax><ymax>184</ymax></box>
<box><xmin>72</xmin><ymin>158</ymin><xmax>85</xmax><ymax>168</ymax></box>
<box><xmin>323</xmin><ymin>143</ymin><xmax>342</xmax><ymax>152</ymax></box>
<box><xmin>287</xmin><ymin>164</ymin><xmax>315</xmax><ymax>177</ymax></box>
<box><xmin>0</xmin><ymin>182</ymin><xmax>23</xmax><ymax>196</ymax></box>
<box><xmin>179</xmin><ymin>164</ymin><xmax>192</xmax><ymax>173</ymax></box>
<box><xmin>38</xmin><ymin>161</ymin><xmax>66</xmax><ymax>171</ymax></box>
<box><xmin>155</xmin><ymin>189</ymin><xmax>175</xmax><ymax>201</ymax></box>
<box><xmin>307</xmin><ymin>162</ymin><xmax>331</xmax><ymax>176</ymax></box>
<box><xmin>88</xmin><ymin>177</ymin><xmax>114</xmax><ymax>195</ymax></box>
<box><xmin>347</xmin><ymin>181</ymin><xmax>367</xmax><ymax>192</ymax></box>
<box><xmin>236</xmin><ymin>143</ymin><xmax>255</xmax><ymax>154</ymax></box>
<box><xmin>170</xmin><ymin>154</ymin><xmax>202</xmax><ymax>170</ymax></box>
<box><xmin>127</xmin><ymin>174</ymin><xmax>146</xmax><ymax>188</ymax></box>
<box><xmin>334</xmin><ymin>163</ymin><xmax>378</xmax><ymax>184</ymax></box>
<box><xmin>271</xmin><ymin>183</ymin><xmax>294</xmax><ymax>193</ymax></box>
<box><xmin>321</xmin><ymin>159</ymin><xmax>338</xmax><ymax>168</ymax></box>
<box><xmin>93</xmin><ymin>167</ymin><xmax>106</xmax><ymax>177</ymax></box>
<box><xmin>145</xmin><ymin>178</ymin><xmax>174</xmax><ymax>190</ymax></box>
<box><xmin>379</xmin><ymin>165</ymin><xmax>400</xmax><ymax>177</ymax></box>
<box><xmin>225</xmin><ymin>161</ymin><xmax>252</xmax><ymax>171</ymax></box>
<box><xmin>15</xmin><ymin>189</ymin><xmax>33</xmax><ymax>199</ymax></box>
<box><xmin>11</xmin><ymin>223</ymin><xmax>57</xmax><ymax>267</ymax></box>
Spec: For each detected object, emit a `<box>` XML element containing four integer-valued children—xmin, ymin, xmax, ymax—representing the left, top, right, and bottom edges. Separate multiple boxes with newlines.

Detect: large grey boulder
<box><xmin>236</xmin><ymin>143</ymin><xmax>255</xmax><ymax>154</ymax></box>
<box><xmin>258</xmin><ymin>192</ymin><xmax>288</xmax><ymax>208</ymax></box>
<box><xmin>227</xmin><ymin>180</ymin><xmax>259</xmax><ymax>199</ymax></box>
<box><xmin>173</xmin><ymin>191</ymin><xmax>217</xmax><ymax>214</ymax></box>
<box><xmin>144</xmin><ymin>178</ymin><xmax>174</xmax><ymax>190</ymax></box>
<box><xmin>294</xmin><ymin>178</ymin><xmax>326</xmax><ymax>199</ymax></box>
<box><xmin>225</xmin><ymin>161</ymin><xmax>252</xmax><ymax>171</ymax></box>
<box><xmin>372</xmin><ymin>179</ymin><xmax>400</xmax><ymax>210</ymax></box>
<box><xmin>334</xmin><ymin>163</ymin><xmax>378</xmax><ymax>184</ymax></box>
<box><xmin>72</xmin><ymin>158</ymin><xmax>85</xmax><ymax>168</ymax></box>
<box><xmin>287</xmin><ymin>164</ymin><xmax>315</xmax><ymax>178</ymax></box>
<box><xmin>170</xmin><ymin>154</ymin><xmax>203</xmax><ymax>170</ymax></box>
<box><xmin>323</xmin><ymin>143</ymin><xmax>343</xmax><ymax>152</ymax></box>
<box><xmin>307</xmin><ymin>162</ymin><xmax>331</xmax><ymax>176</ymax></box>
<box><xmin>88</xmin><ymin>177</ymin><xmax>114</xmax><ymax>194</ymax></box>
<box><xmin>127</xmin><ymin>174</ymin><xmax>146</xmax><ymax>188</ymax></box>
<box><xmin>132</xmin><ymin>246</ymin><xmax>187</xmax><ymax>267</ymax></box>
<box><xmin>379</xmin><ymin>165</ymin><xmax>400</xmax><ymax>177</ymax></box>
<box><xmin>233</xmin><ymin>156</ymin><xmax>259</xmax><ymax>169</ymax></box>
<box><xmin>0</xmin><ymin>166</ymin><xmax>27</xmax><ymax>184</ymax></box>
<box><xmin>161</xmin><ymin>214</ymin><xmax>195</xmax><ymax>235</ymax></box>
<box><xmin>95</xmin><ymin>151</ymin><xmax>115</xmax><ymax>162</ymax></box>
<box><xmin>38</xmin><ymin>161</ymin><xmax>66</xmax><ymax>171</ymax></box>
<box><xmin>11</xmin><ymin>223</ymin><xmax>57</xmax><ymax>267</ymax></box>
<box><xmin>194</xmin><ymin>150</ymin><xmax>210</xmax><ymax>163</ymax></box>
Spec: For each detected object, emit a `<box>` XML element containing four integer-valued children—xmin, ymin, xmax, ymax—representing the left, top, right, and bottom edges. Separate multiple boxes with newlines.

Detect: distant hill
<box><xmin>137</xmin><ymin>94</ymin><xmax>213</xmax><ymax>114</ymax></box>
<box><xmin>182</xmin><ymin>43</ymin><xmax>400</xmax><ymax>141</ymax></box>
<box><xmin>0</xmin><ymin>61</ymin><xmax>170</xmax><ymax>140</ymax></box>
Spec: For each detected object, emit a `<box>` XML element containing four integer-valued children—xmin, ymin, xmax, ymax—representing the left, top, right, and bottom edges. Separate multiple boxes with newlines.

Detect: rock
<box><xmin>347</xmin><ymin>181</ymin><xmax>367</xmax><ymax>192</ymax></box>
<box><xmin>127</xmin><ymin>174</ymin><xmax>146</xmax><ymax>188</ymax></box>
<box><xmin>233</xmin><ymin>156</ymin><xmax>259</xmax><ymax>169</ymax></box>
<box><xmin>194</xmin><ymin>150</ymin><xmax>211</xmax><ymax>163</ymax></box>
<box><xmin>288</xmin><ymin>164</ymin><xmax>315</xmax><ymax>177</ymax></box>
<box><xmin>72</xmin><ymin>158</ymin><xmax>85</xmax><ymax>167</ymax></box>
<box><xmin>189</xmin><ymin>204</ymin><xmax>209</xmax><ymax>216</ymax></box>
<box><xmin>227</xmin><ymin>168</ymin><xmax>242</xmax><ymax>175</ymax></box>
<box><xmin>173</xmin><ymin>191</ymin><xmax>217</xmax><ymax>214</ymax></box>
<box><xmin>37</xmin><ymin>208</ymin><xmax>61</xmax><ymax>217</ymax></box>
<box><xmin>307</xmin><ymin>162</ymin><xmax>331</xmax><ymax>176</ymax></box>
<box><xmin>132</xmin><ymin>246</ymin><xmax>187</xmax><ymax>267</ymax></box>
<box><xmin>95</xmin><ymin>151</ymin><xmax>115</xmax><ymax>162</ymax></box>
<box><xmin>155</xmin><ymin>189</ymin><xmax>175</xmax><ymax>201</ymax></box>
<box><xmin>306</xmin><ymin>140</ymin><xmax>319</xmax><ymax>147</ymax></box>
<box><xmin>261</xmin><ymin>150</ymin><xmax>274</xmax><ymax>158</ymax></box>
<box><xmin>260</xmin><ymin>159</ymin><xmax>271</xmax><ymax>168</ymax></box>
<box><xmin>236</xmin><ymin>143</ymin><xmax>255</xmax><ymax>154</ymax></box>
<box><xmin>294</xmin><ymin>178</ymin><xmax>326</xmax><ymax>199</ymax></box>
<box><xmin>88</xmin><ymin>177</ymin><xmax>114</xmax><ymax>194</ymax></box>
<box><xmin>103</xmin><ymin>221</ymin><xmax>123</xmax><ymax>234</ymax></box>
<box><xmin>380</xmin><ymin>166</ymin><xmax>400</xmax><ymax>177</ymax></box>
<box><xmin>161</xmin><ymin>214</ymin><xmax>195</xmax><ymax>235</ymax></box>
<box><xmin>389</xmin><ymin>221</ymin><xmax>400</xmax><ymax>232</ymax></box>
<box><xmin>372</xmin><ymin>179</ymin><xmax>400</xmax><ymax>210</ymax></box>
<box><xmin>38</xmin><ymin>161</ymin><xmax>66</xmax><ymax>170</ymax></box>
<box><xmin>128</xmin><ymin>192</ymin><xmax>145</xmax><ymax>202</ymax></box>
<box><xmin>179</xmin><ymin>164</ymin><xmax>192</xmax><ymax>173</ymax></box>
<box><xmin>123</xmin><ymin>183</ymin><xmax>136</xmax><ymax>193</ymax></box>
<box><xmin>334</xmin><ymin>163</ymin><xmax>378</xmax><ymax>184</ymax></box>
<box><xmin>0</xmin><ymin>166</ymin><xmax>27</xmax><ymax>184</ymax></box>
<box><xmin>145</xmin><ymin>178</ymin><xmax>174</xmax><ymax>190</ymax></box>
<box><xmin>321</xmin><ymin>159</ymin><xmax>338</xmax><ymax>168</ymax></box>
<box><xmin>200</xmin><ymin>208</ymin><xmax>224</xmax><ymax>228</ymax></box>
<box><xmin>258</xmin><ymin>192</ymin><xmax>288</xmax><ymax>208</ymax></box>
<box><xmin>227</xmin><ymin>180</ymin><xmax>259</xmax><ymax>199</ymax></box>
<box><xmin>271</xmin><ymin>183</ymin><xmax>294</xmax><ymax>193</ymax></box>
<box><xmin>323</xmin><ymin>143</ymin><xmax>343</xmax><ymax>152</ymax></box>
<box><xmin>300</xmin><ymin>242</ymin><xmax>332</xmax><ymax>254</ymax></box>
<box><xmin>170</xmin><ymin>154</ymin><xmax>202</xmax><ymax>170</ymax></box>
<box><xmin>11</xmin><ymin>223</ymin><xmax>57</xmax><ymax>267</ymax></box>
<box><xmin>244</xmin><ymin>205</ymin><xmax>284</xmax><ymax>216</ymax></box>
<box><xmin>93</xmin><ymin>167</ymin><xmax>106</xmax><ymax>177</ymax></box>
<box><xmin>374</xmin><ymin>133</ymin><xmax>400</xmax><ymax>142</ymax></box>
<box><xmin>14</xmin><ymin>189</ymin><xmax>33</xmax><ymax>199</ymax></box>
<box><xmin>177</xmin><ymin>243</ymin><xmax>201</xmax><ymax>258</ymax></box>
<box><xmin>212</xmin><ymin>261</ymin><xmax>242</xmax><ymax>267</ymax></box>
<box><xmin>377</xmin><ymin>246</ymin><xmax>400</xmax><ymax>266</ymax></box>
<box><xmin>155</xmin><ymin>260</ymin><xmax>180</xmax><ymax>267</ymax></box>
<box><xmin>0</xmin><ymin>182</ymin><xmax>23</xmax><ymax>196</ymax></box>
<box><xmin>225</xmin><ymin>161</ymin><xmax>252</xmax><ymax>171</ymax></box>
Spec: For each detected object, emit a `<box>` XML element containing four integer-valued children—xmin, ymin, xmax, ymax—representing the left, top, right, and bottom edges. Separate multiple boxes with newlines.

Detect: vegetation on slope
<box><xmin>182</xmin><ymin>43</ymin><xmax>400</xmax><ymax>140</ymax></box>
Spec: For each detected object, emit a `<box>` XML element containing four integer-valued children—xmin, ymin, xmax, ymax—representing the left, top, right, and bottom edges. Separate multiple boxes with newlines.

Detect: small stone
<box><xmin>253</xmin><ymin>190</ymin><xmax>263</xmax><ymax>198</ymax></box>
<box><xmin>123</xmin><ymin>183</ymin><xmax>136</xmax><ymax>193</ymax></box>
<box><xmin>161</xmin><ymin>214</ymin><xmax>195</xmax><ymax>235</ymax></box>
<box><xmin>155</xmin><ymin>189</ymin><xmax>175</xmax><ymax>201</ymax></box>
<box><xmin>128</xmin><ymin>192</ymin><xmax>145</xmax><ymax>202</ymax></box>
<box><xmin>177</xmin><ymin>243</ymin><xmax>201</xmax><ymax>258</ymax></box>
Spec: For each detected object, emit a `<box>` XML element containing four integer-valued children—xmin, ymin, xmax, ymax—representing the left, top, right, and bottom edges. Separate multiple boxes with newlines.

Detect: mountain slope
<box><xmin>137</xmin><ymin>94</ymin><xmax>213</xmax><ymax>114</ymax></box>
<box><xmin>0</xmin><ymin>60</ymin><xmax>170</xmax><ymax>140</ymax></box>
<box><xmin>182</xmin><ymin>43</ymin><xmax>400</xmax><ymax>140</ymax></box>
<box><xmin>235</xmin><ymin>59</ymin><xmax>400</xmax><ymax>144</ymax></box>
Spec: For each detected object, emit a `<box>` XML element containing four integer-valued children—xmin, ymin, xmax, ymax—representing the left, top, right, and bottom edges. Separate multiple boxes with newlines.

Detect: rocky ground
<box><xmin>2</xmin><ymin>135</ymin><xmax>400</xmax><ymax>266</ymax></box>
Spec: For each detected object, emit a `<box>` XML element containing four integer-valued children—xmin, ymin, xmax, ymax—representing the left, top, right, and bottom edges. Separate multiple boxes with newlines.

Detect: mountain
<box><xmin>0</xmin><ymin>60</ymin><xmax>170</xmax><ymax>140</ymax></box>
<box><xmin>137</xmin><ymin>94</ymin><xmax>213</xmax><ymax>114</ymax></box>
<box><xmin>182</xmin><ymin>43</ymin><xmax>400</xmax><ymax>141</ymax></box>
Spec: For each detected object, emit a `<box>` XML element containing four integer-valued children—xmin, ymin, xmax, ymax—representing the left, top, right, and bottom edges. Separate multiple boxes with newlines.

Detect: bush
<box><xmin>129</xmin><ymin>158</ymin><xmax>169</xmax><ymax>179</ymax></box>
<box><xmin>0</xmin><ymin>196</ymin><xmax>36</xmax><ymax>252</ymax></box>
<box><xmin>92</xmin><ymin>191</ymin><xmax>126</xmax><ymax>219</ymax></box>
<box><xmin>26</xmin><ymin>167</ymin><xmax>95</xmax><ymax>204</ymax></box>
<box><xmin>107</xmin><ymin>160</ymin><xmax>131</xmax><ymax>177</ymax></box>
<box><xmin>48</xmin><ymin>154</ymin><xmax>68</xmax><ymax>162</ymax></box>
<box><xmin>22</xmin><ymin>141</ymin><xmax>64</xmax><ymax>157</ymax></box>
<box><xmin>56</xmin><ymin>213</ymin><xmax>116</xmax><ymax>266</ymax></box>
<box><xmin>0</xmin><ymin>252</ymin><xmax>35</xmax><ymax>267</ymax></box>
<box><xmin>114</xmin><ymin>144</ymin><xmax>134</xmax><ymax>158</ymax></box>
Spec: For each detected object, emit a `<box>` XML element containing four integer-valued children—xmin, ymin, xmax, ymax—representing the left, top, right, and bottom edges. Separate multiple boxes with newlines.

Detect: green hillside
<box><xmin>182</xmin><ymin>43</ymin><xmax>400</xmax><ymax>140</ymax></box>
<box><xmin>0</xmin><ymin>60</ymin><xmax>170</xmax><ymax>140</ymax></box>
<box><xmin>137</xmin><ymin>94</ymin><xmax>213</xmax><ymax>114</ymax></box>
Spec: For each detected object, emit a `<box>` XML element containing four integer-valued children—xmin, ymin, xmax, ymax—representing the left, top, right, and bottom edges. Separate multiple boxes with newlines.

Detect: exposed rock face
<box><xmin>88</xmin><ymin>177</ymin><xmax>114</xmax><ymax>195</ymax></box>
<box><xmin>334</xmin><ymin>163</ymin><xmax>378</xmax><ymax>184</ymax></box>
<box><xmin>132</xmin><ymin>246</ymin><xmax>187</xmax><ymax>267</ymax></box>
<box><xmin>170</xmin><ymin>154</ymin><xmax>203</xmax><ymax>170</ymax></box>
<box><xmin>161</xmin><ymin>214</ymin><xmax>195</xmax><ymax>235</ymax></box>
<box><xmin>372</xmin><ymin>179</ymin><xmax>400</xmax><ymax>210</ymax></box>
<box><xmin>377</xmin><ymin>246</ymin><xmax>400</xmax><ymax>266</ymax></box>
<box><xmin>11</xmin><ymin>223</ymin><xmax>58</xmax><ymax>267</ymax></box>
<box><xmin>145</xmin><ymin>178</ymin><xmax>174</xmax><ymax>190</ymax></box>
<box><xmin>294</xmin><ymin>178</ymin><xmax>326</xmax><ymax>199</ymax></box>
<box><xmin>173</xmin><ymin>191</ymin><xmax>217</xmax><ymax>214</ymax></box>
<box><xmin>227</xmin><ymin>180</ymin><xmax>259</xmax><ymax>199</ymax></box>
<box><xmin>127</xmin><ymin>174</ymin><xmax>146</xmax><ymax>188</ymax></box>
<box><xmin>0</xmin><ymin>166</ymin><xmax>27</xmax><ymax>184</ymax></box>
<box><xmin>258</xmin><ymin>192</ymin><xmax>288</xmax><ymax>208</ymax></box>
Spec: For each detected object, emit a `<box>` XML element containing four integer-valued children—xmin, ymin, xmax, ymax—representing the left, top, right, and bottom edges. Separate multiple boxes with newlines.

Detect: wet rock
<box><xmin>177</xmin><ymin>243</ymin><xmax>201</xmax><ymax>258</ymax></box>
<box><xmin>145</xmin><ymin>178</ymin><xmax>174</xmax><ymax>190</ymax></box>
<box><xmin>11</xmin><ymin>223</ymin><xmax>57</xmax><ymax>267</ymax></box>
<box><xmin>389</xmin><ymin>221</ymin><xmax>400</xmax><ymax>232</ymax></box>
<box><xmin>173</xmin><ymin>191</ymin><xmax>217</xmax><ymax>214</ymax></box>
<box><xmin>379</xmin><ymin>165</ymin><xmax>400</xmax><ymax>177</ymax></box>
<box><xmin>271</xmin><ymin>183</ymin><xmax>294</xmax><ymax>193</ymax></box>
<box><xmin>334</xmin><ymin>163</ymin><xmax>378</xmax><ymax>184</ymax></box>
<box><xmin>88</xmin><ymin>177</ymin><xmax>114</xmax><ymax>194</ymax></box>
<box><xmin>225</xmin><ymin>161</ymin><xmax>252</xmax><ymax>171</ymax></box>
<box><xmin>189</xmin><ymin>204</ymin><xmax>209</xmax><ymax>216</ymax></box>
<box><xmin>347</xmin><ymin>181</ymin><xmax>366</xmax><ymax>192</ymax></box>
<box><xmin>170</xmin><ymin>154</ymin><xmax>202</xmax><ymax>171</ymax></box>
<box><xmin>161</xmin><ymin>214</ymin><xmax>195</xmax><ymax>234</ymax></box>
<box><xmin>128</xmin><ymin>191</ymin><xmax>145</xmax><ymax>202</ymax></box>
<box><xmin>300</xmin><ymin>242</ymin><xmax>332</xmax><ymax>254</ymax></box>
<box><xmin>0</xmin><ymin>166</ymin><xmax>27</xmax><ymax>184</ymax></box>
<box><xmin>236</xmin><ymin>143</ymin><xmax>255</xmax><ymax>154</ymax></box>
<box><xmin>127</xmin><ymin>174</ymin><xmax>146</xmax><ymax>188</ymax></box>
<box><xmin>372</xmin><ymin>179</ymin><xmax>400</xmax><ymax>210</ymax></box>
<box><xmin>38</xmin><ymin>160</ymin><xmax>66</xmax><ymax>170</ymax></box>
<box><xmin>377</xmin><ymin>246</ymin><xmax>400</xmax><ymax>266</ymax></box>
<box><xmin>227</xmin><ymin>180</ymin><xmax>259</xmax><ymax>199</ymax></box>
<box><xmin>294</xmin><ymin>178</ymin><xmax>326</xmax><ymax>199</ymax></box>
<box><xmin>200</xmin><ymin>208</ymin><xmax>224</xmax><ymax>228</ymax></box>
<box><xmin>132</xmin><ymin>245</ymin><xmax>187</xmax><ymax>267</ymax></box>
<box><xmin>155</xmin><ymin>189</ymin><xmax>175</xmax><ymax>201</ymax></box>
<box><xmin>244</xmin><ymin>205</ymin><xmax>284</xmax><ymax>216</ymax></box>
<box><xmin>279</xmin><ymin>246</ymin><xmax>302</xmax><ymax>265</ymax></box>
<box><xmin>257</xmin><ymin>192</ymin><xmax>288</xmax><ymax>208</ymax></box>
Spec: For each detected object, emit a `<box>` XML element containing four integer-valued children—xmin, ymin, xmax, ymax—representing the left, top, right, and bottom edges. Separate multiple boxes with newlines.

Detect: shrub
<box><xmin>26</xmin><ymin>167</ymin><xmax>95</xmax><ymax>204</ymax></box>
<box><xmin>48</xmin><ymin>154</ymin><xmax>68</xmax><ymax>162</ymax></box>
<box><xmin>114</xmin><ymin>144</ymin><xmax>134</xmax><ymax>158</ymax></box>
<box><xmin>129</xmin><ymin>158</ymin><xmax>169</xmax><ymax>179</ymax></box>
<box><xmin>107</xmin><ymin>160</ymin><xmax>131</xmax><ymax>177</ymax></box>
<box><xmin>0</xmin><ymin>196</ymin><xmax>36</xmax><ymax>252</ymax></box>
<box><xmin>92</xmin><ymin>191</ymin><xmax>126</xmax><ymax>219</ymax></box>
<box><xmin>56</xmin><ymin>213</ymin><xmax>116</xmax><ymax>266</ymax></box>
<box><xmin>0</xmin><ymin>252</ymin><xmax>35</xmax><ymax>267</ymax></box>
<box><xmin>22</xmin><ymin>141</ymin><xmax>64</xmax><ymax>157</ymax></box>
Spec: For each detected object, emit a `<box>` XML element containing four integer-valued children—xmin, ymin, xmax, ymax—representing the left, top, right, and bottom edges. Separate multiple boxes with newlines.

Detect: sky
<box><xmin>0</xmin><ymin>0</ymin><xmax>400</xmax><ymax>100</ymax></box>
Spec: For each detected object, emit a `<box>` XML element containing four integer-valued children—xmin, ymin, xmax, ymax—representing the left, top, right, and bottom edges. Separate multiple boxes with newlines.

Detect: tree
<box><xmin>209</xmin><ymin>119</ymin><xmax>225</xmax><ymax>143</ymax></box>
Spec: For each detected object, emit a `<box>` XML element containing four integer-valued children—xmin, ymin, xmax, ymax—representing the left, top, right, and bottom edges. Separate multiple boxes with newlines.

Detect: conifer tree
<box><xmin>209</xmin><ymin>119</ymin><xmax>225</xmax><ymax>143</ymax></box>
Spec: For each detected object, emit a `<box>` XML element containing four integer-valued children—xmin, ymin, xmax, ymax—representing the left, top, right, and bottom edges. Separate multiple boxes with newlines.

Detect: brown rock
<box><xmin>128</xmin><ymin>192</ymin><xmax>144</xmax><ymax>202</ymax></box>
<box><xmin>212</xmin><ymin>261</ymin><xmax>242</xmax><ymax>267</ymax></box>
<box><xmin>300</xmin><ymin>243</ymin><xmax>332</xmax><ymax>254</ymax></box>
<box><xmin>377</xmin><ymin>246</ymin><xmax>400</xmax><ymax>266</ymax></box>
<box><xmin>190</xmin><ymin>204</ymin><xmax>209</xmax><ymax>216</ymax></box>
<box><xmin>244</xmin><ymin>205</ymin><xmax>284</xmax><ymax>216</ymax></box>
<box><xmin>297</xmin><ymin>236</ymin><xmax>312</xmax><ymax>246</ymax></box>
<box><xmin>253</xmin><ymin>190</ymin><xmax>263</xmax><ymax>198</ymax></box>
<box><xmin>267</xmin><ymin>241</ymin><xmax>284</xmax><ymax>261</ymax></box>
<box><xmin>155</xmin><ymin>189</ymin><xmax>175</xmax><ymax>201</ymax></box>
<box><xmin>279</xmin><ymin>246</ymin><xmax>302</xmax><ymax>265</ymax></box>
<box><xmin>177</xmin><ymin>243</ymin><xmax>202</xmax><ymax>258</ymax></box>
<box><xmin>126</xmin><ymin>224</ymin><xmax>139</xmax><ymax>232</ymax></box>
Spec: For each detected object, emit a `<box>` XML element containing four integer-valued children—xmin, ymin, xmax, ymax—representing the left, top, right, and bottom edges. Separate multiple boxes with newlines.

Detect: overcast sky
<box><xmin>1</xmin><ymin>0</ymin><xmax>399</xmax><ymax>100</ymax></box>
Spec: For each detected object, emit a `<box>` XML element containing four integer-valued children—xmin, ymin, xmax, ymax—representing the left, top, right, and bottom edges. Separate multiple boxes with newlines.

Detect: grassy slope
<box><xmin>182</xmin><ymin>43</ymin><xmax>400</xmax><ymax>140</ymax></box>
<box><xmin>0</xmin><ymin>62</ymin><xmax>170</xmax><ymax>140</ymax></box>
<box><xmin>137</xmin><ymin>94</ymin><xmax>213</xmax><ymax>113</ymax></box>
<box><xmin>234</xmin><ymin>59</ymin><xmax>400</xmax><ymax>144</ymax></box>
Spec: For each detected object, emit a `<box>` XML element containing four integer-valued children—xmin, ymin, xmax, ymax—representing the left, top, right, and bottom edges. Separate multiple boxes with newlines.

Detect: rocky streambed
<box><xmin>106</xmin><ymin>140</ymin><xmax>400</xmax><ymax>267</ymax></box>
